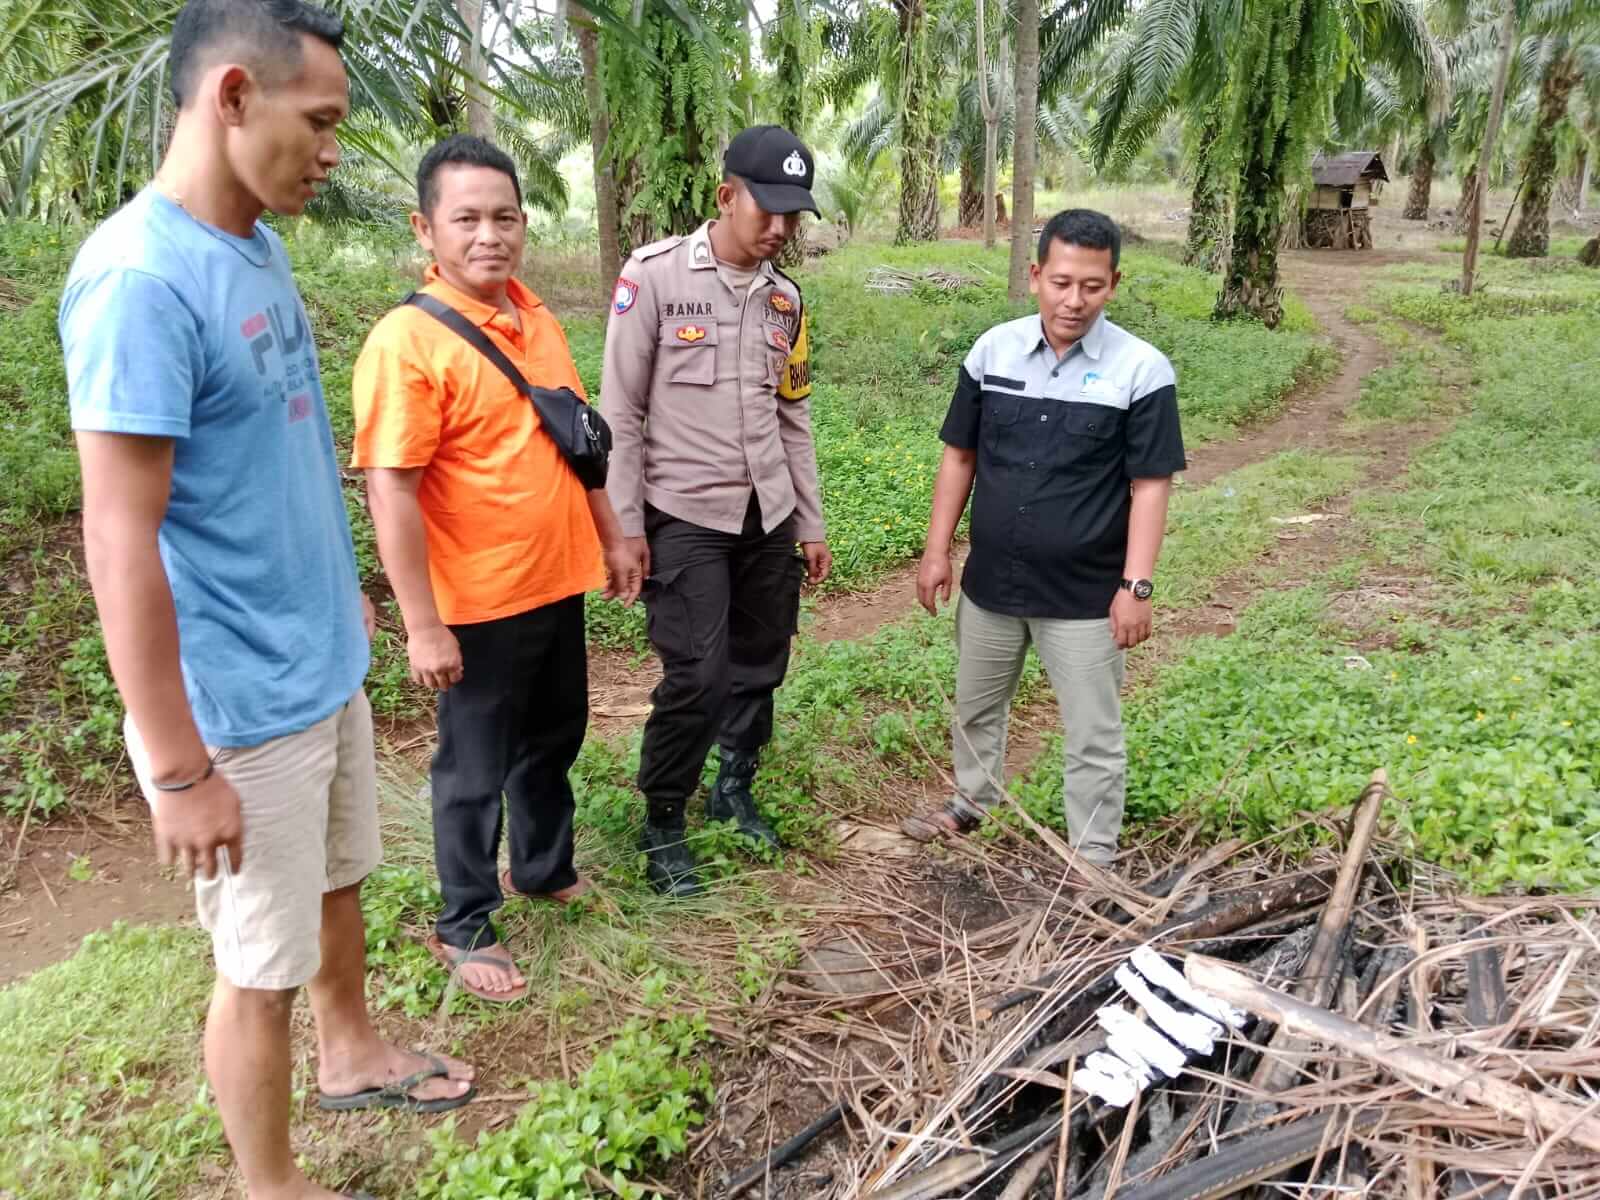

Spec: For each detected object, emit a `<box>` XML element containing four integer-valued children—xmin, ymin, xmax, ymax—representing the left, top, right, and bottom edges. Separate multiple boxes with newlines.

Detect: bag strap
<box><xmin>402</xmin><ymin>292</ymin><xmax>536</xmax><ymax>402</ymax></box>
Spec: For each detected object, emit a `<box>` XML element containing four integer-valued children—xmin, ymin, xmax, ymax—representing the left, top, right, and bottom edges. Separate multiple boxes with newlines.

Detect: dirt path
<box><xmin>0</xmin><ymin>246</ymin><xmax>1433</xmax><ymax>992</ymax></box>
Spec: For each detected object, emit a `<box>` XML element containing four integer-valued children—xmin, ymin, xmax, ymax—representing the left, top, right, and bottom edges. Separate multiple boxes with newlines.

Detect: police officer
<box><xmin>601</xmin><ymin>126</ymin><xmax>831</xmax><ymax>897</ymax></box>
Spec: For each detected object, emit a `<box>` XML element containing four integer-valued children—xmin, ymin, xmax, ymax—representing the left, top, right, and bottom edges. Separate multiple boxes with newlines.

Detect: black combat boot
<box><xmin>705</xmin><ymin>749</ymin><xmax>780</xmax><ymax>850</ymax></box>
<box><xmin>639</xmin><ymin>822</ymin><xmax>703</xmax><ymax>898</ymax></box>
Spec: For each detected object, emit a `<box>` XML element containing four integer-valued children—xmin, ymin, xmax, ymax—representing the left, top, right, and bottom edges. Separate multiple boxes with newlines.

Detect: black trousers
<box><xmin>431</xmin><ymin>594</ymin><xmax>587</xmax><ymax>949</ymax></box>
<box><xmin>638</xmin><ymin>499</ymin><xmax>804</xmax><ymax>824</ymax></box>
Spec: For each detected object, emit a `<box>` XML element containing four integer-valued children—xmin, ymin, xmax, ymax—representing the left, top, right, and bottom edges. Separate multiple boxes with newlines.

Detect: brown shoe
<box><xmin>501</xmin><ymin>868</ymin><xmax>591</xmax><ymax>904</ymax></box>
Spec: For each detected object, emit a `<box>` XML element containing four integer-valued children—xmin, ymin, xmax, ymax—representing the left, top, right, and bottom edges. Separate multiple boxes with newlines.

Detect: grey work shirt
<box><xmin>940</xmin><ymin>312</ymin><xmax>1186</xmax><ymax>619</ymax></box>
<box><xmin>599</xmin><ymin>222</ymin><xmax>824</xmax><ymax>542</ymax></box>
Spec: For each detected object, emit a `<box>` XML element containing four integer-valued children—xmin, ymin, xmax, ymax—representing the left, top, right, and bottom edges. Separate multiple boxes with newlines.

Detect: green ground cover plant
<box><xmin>0</xmin><ymin>924</ymin><xmax>221</xmax><ymax>1199</ymax></box>
<box><xmin>1011</xmin><ymin>586</ymin><xmax>1600</xmax><ymax>892</ymax></box>
<box><xmin>1010</xmin><ymin>262</ymin><xmax>1600</xmax><ymax>893</ymax></box>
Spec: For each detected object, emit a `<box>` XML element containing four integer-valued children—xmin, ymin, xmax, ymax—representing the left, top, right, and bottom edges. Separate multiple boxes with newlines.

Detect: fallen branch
<box><xmin>723</xmin><ymin>1102</ymin><xmax>848</xmax><ymax>1197</ymax></box>
<box><xmin>1186</xmin><ymin>955</ymin><xmax>1600</xmax><ymax>1155</ymax></box>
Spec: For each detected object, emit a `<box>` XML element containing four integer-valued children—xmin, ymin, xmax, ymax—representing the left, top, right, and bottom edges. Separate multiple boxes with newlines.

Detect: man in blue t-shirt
<box><xmin>59</xmin><ymin>3</ymin><xmax>474</xmax><ymax>1197</ymax></box>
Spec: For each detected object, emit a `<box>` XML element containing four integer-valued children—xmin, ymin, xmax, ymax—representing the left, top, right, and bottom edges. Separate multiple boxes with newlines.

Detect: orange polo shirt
<box><xmin>350</xmin><ymin>267</ymin><xmax>603</xmax><ymax>625</ymax></box>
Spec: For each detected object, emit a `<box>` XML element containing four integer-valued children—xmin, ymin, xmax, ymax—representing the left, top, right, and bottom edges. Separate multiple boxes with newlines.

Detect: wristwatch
<box><xmin>1121</xmin><ymin>578</ymin><xmax>1155</xmax><ymax>601</ymax></box>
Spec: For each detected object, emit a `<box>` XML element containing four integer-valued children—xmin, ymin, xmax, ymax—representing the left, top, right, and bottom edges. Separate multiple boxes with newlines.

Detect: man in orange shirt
<box><xmin>352</xmin><ymin>135</ymin><xmax>636</xmax><ymax>1003</ymax></box>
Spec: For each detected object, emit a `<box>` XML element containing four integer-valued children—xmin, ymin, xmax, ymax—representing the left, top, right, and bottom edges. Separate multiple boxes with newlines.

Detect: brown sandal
<box><xmin>900</xmin><ymin>804</ymin><xmax>983</xmax><ymax>843</ymax></box>
<box><xmin>501</xmin><ymin>868</ymin><xmax>591</xmax><ymax>904</ymax></box>
<box><xmin>424</xmin><ymin>933</ymin><xmax>529</xmax><ymax>1003</ymax></box>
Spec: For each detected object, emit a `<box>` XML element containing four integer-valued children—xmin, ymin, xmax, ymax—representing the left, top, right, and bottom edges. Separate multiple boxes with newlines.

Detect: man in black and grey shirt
<box><xmin>904</xmin><ymin>209</ymin><xmax>1185</xmax><ymax>866</ymax></box>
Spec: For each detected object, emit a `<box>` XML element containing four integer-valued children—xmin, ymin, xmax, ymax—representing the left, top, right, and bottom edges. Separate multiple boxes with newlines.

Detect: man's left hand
<box><xmin>602</xmin><ymin>541</ymin><xmax>643</xmax><ymax>606</ymax></box>
<box><xmin>1109</xmin><ymin>589</ymin><xmax>1153</xmax><ymax>649</ymax></box>
<box><xmin>801</xmin><ymin>541</ymin><xmax>832</xmax><ymax>586</ymax></box>
<box><xmin>361</xmin><ymin>594</ymin><xmax>378</xmax><ymax>641</ymax></box>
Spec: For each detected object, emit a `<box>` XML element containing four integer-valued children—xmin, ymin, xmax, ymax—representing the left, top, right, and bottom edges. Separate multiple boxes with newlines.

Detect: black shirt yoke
<box><xmin>939</xmin><ymin>313</ymin><xmax>1186</xmax><ymax>620</ymax></box>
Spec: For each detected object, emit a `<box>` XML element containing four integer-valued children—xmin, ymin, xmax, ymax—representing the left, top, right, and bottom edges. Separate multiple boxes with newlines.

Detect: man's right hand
<box><xmin>153</xmin><ymin>769</ymin><xmax>243</xmax><ymax>879</ymax></box>
<box><xmin>624</xmin><ymin>535</ymin><xmax>651</xmax><ymax>583</ymax></box>
<box><xmin>408</xmin><ymin>623</ymin><xmax>464</xmax><ymax>691</ymax></box>
<box><xmin>916</xmin><ymin>549</ymin><xmax>954</xmax><ymax>616</ymax></box>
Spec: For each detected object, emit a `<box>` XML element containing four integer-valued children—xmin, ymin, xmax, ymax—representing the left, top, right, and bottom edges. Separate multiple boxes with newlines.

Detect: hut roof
<box><xmin>1311</xmin><ymin>151</ymin><xmax>1390</xmax><ymax>187</ymax></box>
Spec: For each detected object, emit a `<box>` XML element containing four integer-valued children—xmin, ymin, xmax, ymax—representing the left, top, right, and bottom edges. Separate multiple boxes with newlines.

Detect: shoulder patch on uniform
<box><xmin>612</xmin><ymin>276</ymin><xmax>639</xmax><ymax>315</ymax></box>
<box><xmin>632</xmin><ymin>234</ymin><xmax>683</xmax><ymax>262</ymax></box>
<box><xmin>770</xmin><ymin>265</ymin><xmax>805</xmax><ymax>305</ymax></box>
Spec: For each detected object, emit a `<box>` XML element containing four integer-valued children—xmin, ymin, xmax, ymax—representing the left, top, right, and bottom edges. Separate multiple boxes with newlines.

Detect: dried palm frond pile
<box><xmin>865</xmin><ymin>267</ymin><xmax>984</xmax><ymax>295</ymax></box>
<box><xmin>721</xmin><ymin>770</ymin><xmax>1600</xmax><ymax>1199</ymax></box>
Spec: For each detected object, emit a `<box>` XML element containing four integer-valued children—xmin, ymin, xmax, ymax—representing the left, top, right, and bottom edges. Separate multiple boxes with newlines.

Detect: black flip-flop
<box><xmin>318</xmin><ymin>1054</ymin><xmax>476</xmax><ymax>1114</ymax></box>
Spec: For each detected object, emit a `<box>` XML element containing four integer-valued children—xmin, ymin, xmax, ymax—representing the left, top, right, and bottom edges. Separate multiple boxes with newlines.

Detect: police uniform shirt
<box><xmin>940</xmin><ymin>312</ymin><xmax>1186</xmax><ymax>619</ymax></box>
<box><xmin>599</xmin><ymin>222</ymin><xmax>822</xmax><ymax>543</ymax></box>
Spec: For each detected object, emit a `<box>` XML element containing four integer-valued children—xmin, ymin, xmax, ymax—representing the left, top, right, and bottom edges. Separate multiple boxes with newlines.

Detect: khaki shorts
<box><xmin>127</xmin><ymin>690</ymin><xmax>383</xmax><ymax>990</ymax></box>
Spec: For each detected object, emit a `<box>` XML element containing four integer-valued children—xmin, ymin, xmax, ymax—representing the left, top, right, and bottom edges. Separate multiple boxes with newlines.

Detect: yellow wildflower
<box><xmin>1406</xmin><ymin>734</ymin><xmax>1418</xmax><ymax>745</ymax></box>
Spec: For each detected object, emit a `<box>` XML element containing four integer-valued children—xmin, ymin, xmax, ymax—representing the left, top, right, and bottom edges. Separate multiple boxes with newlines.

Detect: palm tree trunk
<box><xmin>1452</xmin><ymin>158</ymin><xmax>1478</xmax><ymax>233</ymax></box>
<box><xmin>1007</xmin><ymin>0</ymin><xmax>1040</xmax><ymax>300</ymax></box>
<box><xmin>1581</xmin><ymin>145</ymin><xmax>1592</xmax><ymax>211</ymax></box>
<box><xmin>1214</xmin><ymin>38</ymin><xmax>1294</xmax><ymax>326</ymax></box>
<box><xmin>773</xmin><ymin>0</ymin><xmax>808</xmax><ymax>268</ymax></box>
<box><xmin>1184</xmin><ymin>118</ymin><xmax>1231</xmax><ymax>272</ymax></box>
<box><xmin>456</xmin><ymin>0</ymin><xmax>493</xmax><ymax>139</ymax></box>
<box><xmin>1402</xmin><ymin>140</ymin><xmax>1434</xmax><ymax>220</ymax></box>
<box><xmin>982</xmin><ymin>119</ymin><xmax>999</xmax><ymax>250</ymax></box>
<box><xmin>1506</xmin><ymin>57</ymin><xmax>1578</xmax><ymax>258</ymax></box>
<box><xmin>895</xmin><ymin>0</ymin><xmax>940</xmax><ymax>244</ymax></box>
<box><xmin>578</xmin><ymin>21</ymin><xmax>621</xmax><ymax>301</ymax></box>
<box><xmin>1461</xmin><ymin>0</ymin><xmax>1519</xmax><ymax>296</ymax></box>
<box><xmin>959</xmin><ymin>157</ymin><xmax>983</xmax><ymax>226</ymax></box>
<box><xmin>975</xmin><ymin>0</ymin><xmax>999</xmax><ymax>250</ymax></box>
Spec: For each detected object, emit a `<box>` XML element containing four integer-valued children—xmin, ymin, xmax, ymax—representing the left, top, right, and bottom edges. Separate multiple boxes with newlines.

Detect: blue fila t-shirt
<box><xmin>60</xmin><ymin>189</ymin><xmax>368</xmax><ymax>748</ymax></box>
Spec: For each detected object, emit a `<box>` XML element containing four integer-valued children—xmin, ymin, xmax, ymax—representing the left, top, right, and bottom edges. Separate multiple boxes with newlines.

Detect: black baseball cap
<box><xmin>724</xmin><ymin>125</ymin><xmax>819</xmax><ymax>216</ymax></box>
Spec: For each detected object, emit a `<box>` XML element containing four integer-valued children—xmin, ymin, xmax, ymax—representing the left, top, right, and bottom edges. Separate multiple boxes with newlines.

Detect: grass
<box><xmin>0</xmin><ymin>924</ymin><xmax>221</xmax><ymax>1198</ymax></box>
<box><xmin>1356</xmin><ymin>260</ymin><xmax>1600</xmax><ymax>617</ymax></box>
<box><xmin>1160</xmin><ymin>450</ymin><xmax>1361</xmax><ymax>606</ymax></box>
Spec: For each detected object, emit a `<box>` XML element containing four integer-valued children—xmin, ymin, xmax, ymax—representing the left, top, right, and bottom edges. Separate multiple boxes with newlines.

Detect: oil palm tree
<box><xmin>1049</xmin><ymin>0</ymin><xmax>1439</xmax><ymax>321</ymax></box>
<box><xmin>818</xmin><ymin>0</ymin><xmax>966</xmax><ymax>243</ymax></box>
<box><xmin>1504</xmin><ymin>23</ymin><xmax>1600</xmax><ymax>254</ymax></box>
<box><xmin>0</xmin><ymin>0</ymin><xmax>667</xmax><ymax>222</ymax></box>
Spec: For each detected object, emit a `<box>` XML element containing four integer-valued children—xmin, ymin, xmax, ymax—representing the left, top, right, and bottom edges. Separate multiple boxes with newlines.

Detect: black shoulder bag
<box><xmin>402</xmin><ymin>292</ymin><xmax>612</xmax><ymax>490</ymax></box>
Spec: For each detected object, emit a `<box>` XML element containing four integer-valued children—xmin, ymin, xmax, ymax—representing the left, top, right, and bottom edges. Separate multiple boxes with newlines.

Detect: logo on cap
<box><xmin>676</xmin><ymin>325</ymin><xmax>707</xmax><ymax>343</ymax></box>
<box><xmin>782</xmin><ymin>151</ymin><xmax>807</xmax><ymax>178</ymax></box>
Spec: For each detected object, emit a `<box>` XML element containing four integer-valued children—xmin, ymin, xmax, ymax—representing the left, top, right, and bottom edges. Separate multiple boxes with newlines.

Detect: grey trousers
<box><xmin>950</xmin><ymin>593</ymin><xmax>1127</xmax><ymax>863</ymax></box>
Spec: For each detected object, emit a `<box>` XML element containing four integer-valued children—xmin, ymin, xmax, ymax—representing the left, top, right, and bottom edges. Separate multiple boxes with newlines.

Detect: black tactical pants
<box><xmin>431</xmin><ymin>594</ymin><xmax>587</xmax><ymax>949</ymax></box>
<box><xmin>638</xmin><ymin>498</ymin><xmax>804</xmax><ymax>825</ymax></box>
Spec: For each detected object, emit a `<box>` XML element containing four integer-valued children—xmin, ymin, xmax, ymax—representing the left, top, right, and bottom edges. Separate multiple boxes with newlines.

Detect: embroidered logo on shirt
<box><xmin>676</xmin><ymin>325</ymin><xmax>708</xmax><ymax>343</ymax></box>
<box><xmin>613</xmin><ymin>277</ymin><xmax>639</xmax><ymax>315</ymax></box>
<box><xmin>769</xmin><ymin>327</ymin><xmax>791</xmax><ymax>354</ymax></box>
<box><xmin>768</xmin><ymin>293</ymin><xmax>795</xmax><ymax>315</ymax></box>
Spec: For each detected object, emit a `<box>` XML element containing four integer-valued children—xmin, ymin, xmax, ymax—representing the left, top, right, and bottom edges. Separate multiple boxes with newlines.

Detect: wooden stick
<box><xmin>1252</xmin><ymin>768</ymin><xmax>1388</xmax><ymax>1094</ymax></box>
<box><xmin>1185</xmin><ymin>955</ymin><xmax>1600</xmax><ymax>1155</ymax></box>
<box><xmin>1407</xmin><ymin>919</ymin><xmax>1437</xmax><ymax>1200</ymax></box>
<box><xmin>998</xmin><ymin>1146</ymin><xmax>1054</xmax><ymax>1200</ymax></box>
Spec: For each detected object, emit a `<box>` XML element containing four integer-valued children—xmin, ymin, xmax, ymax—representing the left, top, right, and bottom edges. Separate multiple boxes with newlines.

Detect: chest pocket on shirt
<box><xmin>664</xmin><ymin>320</ymin><xmax>719</xmax><ymax>385</ymax></box>
<box><xmin>982</xmin><ymin>396</ymin><xmax>1028</xmax><ymax>463</ymax></box>
<box><xmin>1062</xmin><ymin>404</ymin><xmax>1125</xmax><ymax>459</ymax></box>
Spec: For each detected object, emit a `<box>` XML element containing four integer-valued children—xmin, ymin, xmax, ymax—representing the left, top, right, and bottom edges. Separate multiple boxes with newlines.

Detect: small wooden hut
<box><xmin>1304</xmin><ymin>151</ymin><xmax>1389</xmax><ymax>249</ymax></box>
